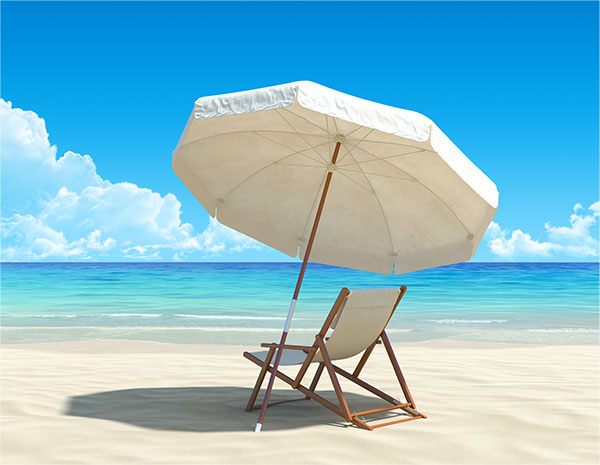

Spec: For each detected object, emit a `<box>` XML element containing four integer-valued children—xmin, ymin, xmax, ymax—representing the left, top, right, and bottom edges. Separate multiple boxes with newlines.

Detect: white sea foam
<box><xmin>186</xmin><ymin>327</ymin><xmax>321</xmax><ymax>332</ymax></box>
<box><xmin>25</xmin><ymin>314</ymin><xmax>79</xmax><ymax>318</ymax></box>
<box><xmin>423</xmin><ymin>319</ymin><xmax>507</xmax><ymax>324</ymax></box>
<box><xmin>11</xmin><ymin>313</ymin><xmax>163</xmax><ymax>318</ymax></box>
<box><xmin>526</xmin><ymin>328</ymin><xmax>599</xmax><ymax>333</ymax></box>
<box><xmin>1</xmin><ymin>326</ymin><xmax>322</xmax><ymax>332</ymax></box>
<box><xmin>101</xmin><ymin>313</ymin><xmax>162</xmax><ymax>318</ymax></box>
<box><xmin>174</xmin><ymin>314</ymin><xmax>287</xmax><ymax>321</ymax></box>
<box><xmin>8</xmin><ymin>313</ymin><xmax>308</xmax><ymax>321</ymax></box>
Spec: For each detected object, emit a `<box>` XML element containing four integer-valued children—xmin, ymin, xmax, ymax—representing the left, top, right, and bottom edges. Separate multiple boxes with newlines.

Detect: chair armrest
<box><xmin>260</xmin><ymin>343</ymin><xmax>313</xmax><ymax>351</ymax></box>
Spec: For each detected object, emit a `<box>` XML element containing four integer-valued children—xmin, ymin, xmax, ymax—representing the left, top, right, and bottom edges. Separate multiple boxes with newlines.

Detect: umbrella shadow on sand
<box><xmin>64</xmin><ymin>386</ymin><xmax>413</xmax><ymax>432</ymax></box>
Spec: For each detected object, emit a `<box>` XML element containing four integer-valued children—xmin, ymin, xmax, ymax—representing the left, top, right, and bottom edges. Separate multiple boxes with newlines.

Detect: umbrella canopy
<box><xmin>172</xmin><ymin>81</ymin><xmax>498</xmax><ymax>274</ymax></box>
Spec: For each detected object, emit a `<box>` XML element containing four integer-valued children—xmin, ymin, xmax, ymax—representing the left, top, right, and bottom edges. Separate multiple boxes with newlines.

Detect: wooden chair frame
<box><xmin>243</xmin><ymin>286</ymin><xmax>427</xmax><ymax>431</ymax></box>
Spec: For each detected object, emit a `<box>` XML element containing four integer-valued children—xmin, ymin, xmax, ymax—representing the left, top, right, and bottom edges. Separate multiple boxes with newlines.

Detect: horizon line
<box><xmin>1</xmin><ymin>261</ymin><xmax>598</xmax><ymax>265</ymax></box>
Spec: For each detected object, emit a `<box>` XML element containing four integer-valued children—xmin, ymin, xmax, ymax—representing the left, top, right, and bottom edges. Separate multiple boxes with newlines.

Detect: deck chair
<box><xmin>243</xmin><ymin>286</ymin><xmax>426</xmax><ymax>431</ymax></box>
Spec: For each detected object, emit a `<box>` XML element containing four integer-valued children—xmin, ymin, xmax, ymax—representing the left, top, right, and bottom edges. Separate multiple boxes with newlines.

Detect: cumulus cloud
<box><xmin>198</xmin><ymin>217</ymin><xmax>264</xmax><ymax>254</ymax></box>
<box><xmin>1</xmin><ymin>100</ymin><xmax>105</xmax><ymax>216</ymax></box>
<box><xmin>485</xmin><ymin>202</ymin><xmax>599</xmax><ymax>260</ymax></box>
<box><xmin>0</xmin><ymin>99</ymin><xmax>261</xmax><ymax>261</ymax></box>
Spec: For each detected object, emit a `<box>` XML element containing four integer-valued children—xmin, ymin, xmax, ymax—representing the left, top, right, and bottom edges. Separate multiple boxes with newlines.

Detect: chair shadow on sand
<box><xmin>64</xmin><ymin>386</ymin><xmax>413</xmax><ymax>432</ymax></box>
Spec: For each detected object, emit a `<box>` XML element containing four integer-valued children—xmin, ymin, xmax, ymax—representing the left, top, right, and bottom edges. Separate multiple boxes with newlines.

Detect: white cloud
<box><xmin>1</xmin><ymin>100</ymin><xmax>105</xmax><ymax>216</ymax></box>
<box><xmin>1</xmin><ymin>213</ymin><xmax>83</xmax><ymax>260</ymax></box>
<box><xmin>485</xmin><ymin>202</ymin><xmax>599</xmax><ymax>260</ymax></box>
<box><xmin>0</xmin><ymin>99</ymin><xmax>261</xmax><ymax>261</ymax></box>
<box><xmin>197</xmin><ymin>217</ymin><xmax>262</xmax><ymax>254</ymax></box>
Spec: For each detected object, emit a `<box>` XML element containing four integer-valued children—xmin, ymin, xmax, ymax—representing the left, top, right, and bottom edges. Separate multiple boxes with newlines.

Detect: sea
<box><xmin>1</xmin><ymin>262</ymin><xmax>598</xmax><ymax>346</ymax></box>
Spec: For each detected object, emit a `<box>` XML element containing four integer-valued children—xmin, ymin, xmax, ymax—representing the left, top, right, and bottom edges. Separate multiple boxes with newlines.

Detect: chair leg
<box><xmin>352</xmin><ymin>340</ymin><xmax>377</xmax><ymax>378</ymax></box>
<box><xmin>316</xmin><ymin>336</ymin><xmax>352</xmax><ymax>422</ymax></box>
<box><xmin>305</xmin><ymin>362</ymin><xmax>325</xmax><ymax>399</ymax></box>
<box><xmin>245</xmin><ymin>347</ymin><xmax>276</xmax><ymax>412</ymax></box>
<box><xmin>381</xmin><ymin>332</ymin><xmax>416</xmax><ymax>408</ymax></box>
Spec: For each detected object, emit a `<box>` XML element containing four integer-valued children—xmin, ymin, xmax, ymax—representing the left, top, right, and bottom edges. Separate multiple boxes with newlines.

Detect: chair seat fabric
<box><xmin>250</xmin><ymin>349</ymin><xmax>307</xmax><ymax>366</ymax></box>
<box><xmin>313</xmin><ymin>288</ymin><xmax>401</xmax><ymax>363</ymax></box>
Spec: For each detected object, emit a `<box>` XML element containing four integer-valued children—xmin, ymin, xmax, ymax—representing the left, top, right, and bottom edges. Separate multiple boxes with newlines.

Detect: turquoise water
<box><xmin>1</xmin><ymin>262</ymin><xmax>598</xmax><ymax>345</ymax></box>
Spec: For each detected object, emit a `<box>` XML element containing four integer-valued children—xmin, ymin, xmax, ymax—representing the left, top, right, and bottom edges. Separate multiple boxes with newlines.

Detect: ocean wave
<box><xmin>9</xmin><ymin>313</ymin><xmax>306</xmax><ymax>320</ymax></box>
<box><xmin>10</xmin><ymin>313</ymin><xmax>164</xmax><ymax>319</ymax></box>
<box><xmin>184</xmin><ymin>327</ymin><xmax>321</xmax><ymax>332</ymax></box>
<box><xmin>526</xmin><ymin>328</ymin><xmax>599</xmax><ymax>333</ymax></box>
<box><xmin>0</xmin><ymin>326</ymin><xmax>322</xmax><ymax>332</ymax></box>
<box><xmin>422</xmin><ymin>319</ymin><xmax>507</xmax><ymax>324</ymax></box>
<box><xmin>100</xmin><ymin>313</ymin><xmax>162</xmax><ymax>318</ymax></box>
<box><xmin>22</xmin><ymin>314</ymin><xmax>79</xmax><ymax>318</ymax></box>
<box><xmin>174</xmin><ymin>314</ymin><xmax>287</xmax><ymax>321</ymax></box>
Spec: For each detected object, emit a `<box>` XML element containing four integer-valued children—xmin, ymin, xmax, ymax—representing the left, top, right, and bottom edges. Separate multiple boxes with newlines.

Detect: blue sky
<box><xmin>1</xmin><ymin>1</ymin><xmax>598</xmax><ymax>263</ymax></box>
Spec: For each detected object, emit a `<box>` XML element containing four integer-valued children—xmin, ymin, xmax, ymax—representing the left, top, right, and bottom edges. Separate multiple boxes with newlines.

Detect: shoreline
<box><xmin>3</xmin><ymin>326</ymin><xmax>598</xmax><ymax>346</ymax></box>
<box><xmin>2</xmin><ymin>337</ymin><xmax>598</xmax><ymax>352</ymax></box>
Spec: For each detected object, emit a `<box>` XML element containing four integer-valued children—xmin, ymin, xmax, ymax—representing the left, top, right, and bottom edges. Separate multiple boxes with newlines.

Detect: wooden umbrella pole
<box><xmin>254</xmin><ymin>140</ymin><xmax>342</xmax><ymax>432</ymax></box>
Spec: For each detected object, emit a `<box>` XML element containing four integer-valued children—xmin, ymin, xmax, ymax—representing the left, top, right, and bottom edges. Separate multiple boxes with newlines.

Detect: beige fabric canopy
<box><xmin>173</xmin><ymin>81</ymin><xmax>498</xmax><ymax>274</ymax></box>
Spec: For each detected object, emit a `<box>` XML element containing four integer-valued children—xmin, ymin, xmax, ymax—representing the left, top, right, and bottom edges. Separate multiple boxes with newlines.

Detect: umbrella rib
<box><xmin>326</xmin><ymin>115</ymin><xmax>332</xmax><ymax>157</ymax></box>
<box><xmin>332</xmin><ymin>117</ymin><xmax>340</xmax><ymax>137</ymax></box>
<box><xmin>337</xmin><ymin>149</ymin><xmax>427</xmax><ymax>167</ymax></box>
<box><xmin>254</xmin><ymin>130</ymin><xmax>329</xmax><ymax>138</ymax></box>
<box><xmin>176</xmin><ymin>130</ymin><xmax>271</xmax><ymax>151</ymax></box>
<box><xmin>221</xmin><ymin>143</ymin><xmax>329</xmax><ymax>202</ymax></box>
<box><xmin>336</xmin><ymin>127</ymin><xmax>374</xmax><ymax>165</ymax></box>
<box><xmin>344</xmin><ymin>125</ymin><xmax>365</xmax><ymax>139</ymax></box>
<box><xmin>276</xmin><ymin>163</ymin><xmax>325</xmax><ymax>168</ymax></box>
<box><xmin>348</xmin><ymin>144</ymin><xmax>418</xmax><ymax>180</ymax></box>
<box><xmin>275</xmin><ymin>109</ymin><xmax>329</xmax><ymax>164</ymax></box>
<box><xmin>333</xmin><ymin>121</ymin><xmax>365</xmax><ymax>144</ymax></box>
<box><xmin>342</xmin><ymin>141</ymin><xmax>396</xmax><ymax>255</ymax></box>
<box><xmin>334</xmin><ymin>169</ymin><xmax>375</xmax><ymax>193</ymax></box>
<box><xmin>338</xmin><ymin>168</ymin><xmax>414</xmax><ymax>182</ymax></box>
<box><xmin>299</xmin><ymin>169</ymin><xmax>330</xmax><ymax>245</ymax></box>
<box><xmin>253</xmin><ymin>132</ymin><xmax>327</xmax><ymax>165</ymax></box>
<box><xmin>279</xmin><ymin>107</ymin><xmax>329</xmax><ymax>134</ymax></box>
<box><xmin>177</xmin><ymin>128</ymin><xmax>328</xmax><ymax>161</ymax></box>
<box><xmin>350</xmin><ymin>145</ymin><xmax>471</xmax><ymax>235</ymax></box>
<box><xmin>176</xmin><ymin>129</ymin><xmax>326</xmax><ymax>153</ymax></box>
<box><xmin>358</xmin><ymin>138</ymin><xmax>428</xmax><ymax>150</ymax></box>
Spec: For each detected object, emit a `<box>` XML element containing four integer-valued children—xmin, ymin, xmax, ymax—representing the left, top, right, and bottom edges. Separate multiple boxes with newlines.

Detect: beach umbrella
<box><xmin>172</xmin><ymin>81</ymin><xmax>498</xmax><ymax>431</ymax></box>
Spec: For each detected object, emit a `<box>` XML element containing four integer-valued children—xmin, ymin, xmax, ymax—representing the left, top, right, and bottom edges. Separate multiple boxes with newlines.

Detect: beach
<box><xmin>2</xmin><ymin>339</ymin><xmax>598</xmax><ymax>464</ymax></box>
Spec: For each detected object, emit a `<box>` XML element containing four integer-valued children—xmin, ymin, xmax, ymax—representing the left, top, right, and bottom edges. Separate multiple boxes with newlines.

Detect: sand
<box><xmin>1</xmin><ymin>339</ymin><xmax>598</xmax><ymax>465</ymax></box>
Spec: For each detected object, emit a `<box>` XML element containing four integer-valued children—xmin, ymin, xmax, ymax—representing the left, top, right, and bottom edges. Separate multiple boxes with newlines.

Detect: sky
<box><xmin>1</xmin><ymin>1</ymin><xmax>598</xmax><ymax>263</ymax></box>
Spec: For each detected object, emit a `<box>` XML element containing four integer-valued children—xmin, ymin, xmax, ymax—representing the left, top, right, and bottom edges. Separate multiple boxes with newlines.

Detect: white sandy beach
<box><xmin>1</xmin><ymin>340</ymin><xmax>598</xmax><ymax>465</ymax></box>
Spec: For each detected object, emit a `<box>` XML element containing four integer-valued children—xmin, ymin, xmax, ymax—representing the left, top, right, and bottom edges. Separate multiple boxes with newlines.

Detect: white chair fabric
<box><xmin>249</xmin><ymin>288</ymin><xmax>401</xmax><ymax>365</ymax></box>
